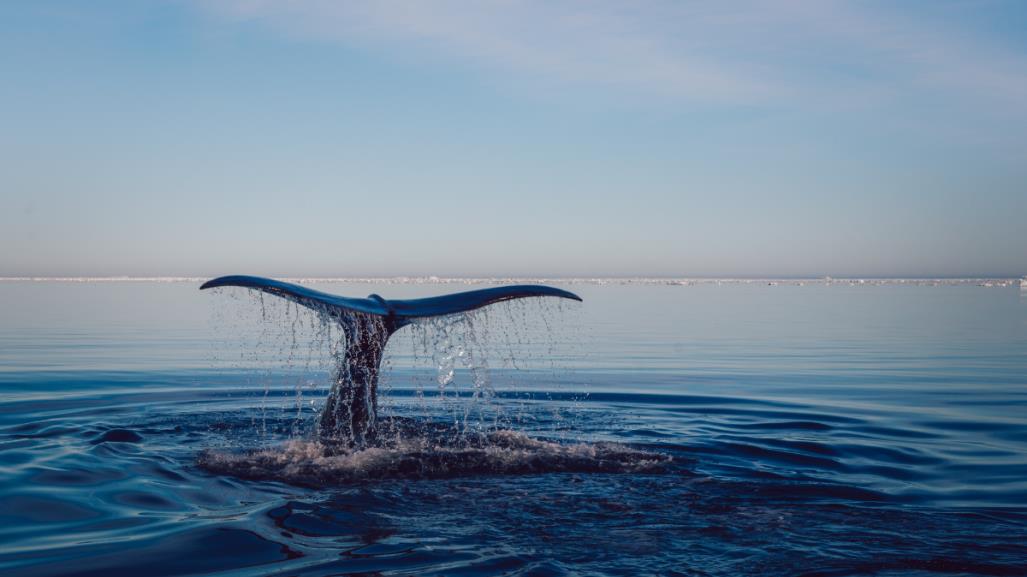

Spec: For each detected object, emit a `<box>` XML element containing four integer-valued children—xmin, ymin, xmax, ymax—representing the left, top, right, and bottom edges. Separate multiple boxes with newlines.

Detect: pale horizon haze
<box><xmin>2</xmin><ymin>1</ymin><xmax>1026</xmax><ymax>278</ymax></box>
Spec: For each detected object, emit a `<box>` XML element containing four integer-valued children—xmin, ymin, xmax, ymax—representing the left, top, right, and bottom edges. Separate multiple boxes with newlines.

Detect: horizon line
<box><xmin>0</xmin><ymin>276</ymin><xmax>1023</xmax><ymax>284</ymax></box>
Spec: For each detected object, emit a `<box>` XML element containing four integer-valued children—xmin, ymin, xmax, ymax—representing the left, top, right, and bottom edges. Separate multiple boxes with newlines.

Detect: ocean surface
<box><xmin>1</xmin><ymin>280</ymin><xmax>1026</xmax><ymax>576</ymax></box>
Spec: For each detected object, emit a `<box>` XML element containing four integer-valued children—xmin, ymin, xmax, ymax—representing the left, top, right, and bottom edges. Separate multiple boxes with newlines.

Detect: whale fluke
<box><xmin>201</xmin><ymin>275</ymin><xmax>581</xmax><ymax>445</ymax></box>
<box><xmin>200</xmin><ymin>275</ymin><xmax>580</xmax><ymax>326</ymax></box>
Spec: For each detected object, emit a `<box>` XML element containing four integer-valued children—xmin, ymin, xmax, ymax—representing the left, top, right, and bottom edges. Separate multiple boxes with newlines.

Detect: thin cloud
<box><xmin>198</xmin><ymin>1</ymin><xmax>784</xmax><ymax>102</ymax></box>
<box><xmin>198</xmin><ymin>0</ymin><xmax>1027</xmax><ymax>112</ymax></box>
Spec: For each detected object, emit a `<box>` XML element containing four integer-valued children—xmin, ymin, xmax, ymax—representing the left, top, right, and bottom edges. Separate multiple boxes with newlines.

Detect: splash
<box><xmin>198</xmin><ymin>426</ymin><xmax>669</xmax><ymax>486</ymax></box>
<box><xmin>201</xmin><ymin>278</ymin><xmax>664</xmax><ymax>483</ymax></box>
<box><xmin>208</xmin><ymin>285</ymin><xmax>584</xmax><ymax>440</ymax></box>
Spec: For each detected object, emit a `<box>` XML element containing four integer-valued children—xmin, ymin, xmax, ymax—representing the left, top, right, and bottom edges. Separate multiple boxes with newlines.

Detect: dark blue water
<box><xmin>1</xmin><ymin>281</ymin><xmax>1026</xmax><ymax>576</ymax></box>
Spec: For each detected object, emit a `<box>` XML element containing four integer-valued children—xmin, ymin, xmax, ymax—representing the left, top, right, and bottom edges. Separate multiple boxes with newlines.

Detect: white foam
<box><xmin>198</xmin><ymin>430</ymin><xmax>669</xmax><ymax>486</ymax></box>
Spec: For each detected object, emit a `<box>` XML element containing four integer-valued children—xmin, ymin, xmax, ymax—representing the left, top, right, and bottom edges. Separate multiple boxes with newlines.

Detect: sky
<box><xmin>1</xmin><ymin>0</ymin><xmax>1025</xmax><ymax>278</ymax></box>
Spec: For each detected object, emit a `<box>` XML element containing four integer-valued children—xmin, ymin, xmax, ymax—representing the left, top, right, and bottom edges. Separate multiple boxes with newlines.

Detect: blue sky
<box><xmin>1</xmin><ymin>1</ymin><xmax>1025</xmax><ymax>277</ymax></box>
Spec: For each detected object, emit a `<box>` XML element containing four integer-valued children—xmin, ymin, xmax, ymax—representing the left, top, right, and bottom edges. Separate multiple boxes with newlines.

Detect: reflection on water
<box><xmin>1</xmin><ymin>281</ymin><xmax>1026</xmax><ymax>576</ymax></box>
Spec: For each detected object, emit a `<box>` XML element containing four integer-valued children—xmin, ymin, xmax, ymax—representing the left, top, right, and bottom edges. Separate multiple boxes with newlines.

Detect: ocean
<box><xmin>1</xmin><ymin>279</ymin><xmax>1025</xmax><ymax>576</ymax></box>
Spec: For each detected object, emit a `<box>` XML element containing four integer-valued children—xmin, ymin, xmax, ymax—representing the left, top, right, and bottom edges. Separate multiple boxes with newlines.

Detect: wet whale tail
<box><xmin>200</xmin><ymin>275</ymin><xmax>581</xmax><ymax>444</ymax></box>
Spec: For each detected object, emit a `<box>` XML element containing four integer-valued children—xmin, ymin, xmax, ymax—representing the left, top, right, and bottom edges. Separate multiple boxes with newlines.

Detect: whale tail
<box><xmin>200</xmin><ymin>275</ymin><xmax>580</xmax><ymax>330</ymax></box>
<box><xmin>200</xmin><ymin>275</ymin><xmax>581</xmax><ymax>444</ymax></box>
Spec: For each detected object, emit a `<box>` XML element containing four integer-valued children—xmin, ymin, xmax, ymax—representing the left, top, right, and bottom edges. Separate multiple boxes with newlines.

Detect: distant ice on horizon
<box><xmin>0</xmin><ymin>276</ymin><xmax>1021</xmax><ymax>287</ymax></box>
